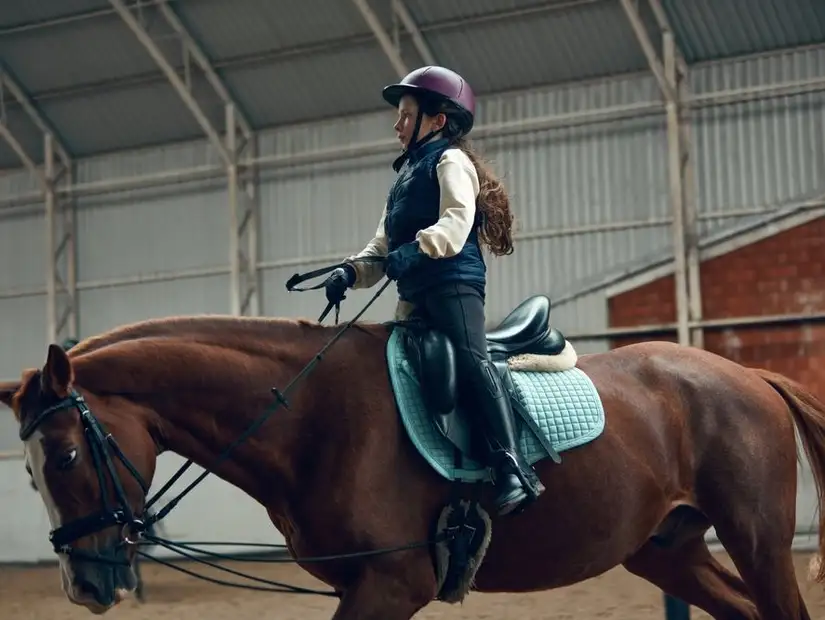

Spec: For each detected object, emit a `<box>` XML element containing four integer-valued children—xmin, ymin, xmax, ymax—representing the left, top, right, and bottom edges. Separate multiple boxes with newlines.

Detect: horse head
<box><xmin>0</xmin><ymin>343</ymin><xmax>157</xmax><ymax>615</ymax></box>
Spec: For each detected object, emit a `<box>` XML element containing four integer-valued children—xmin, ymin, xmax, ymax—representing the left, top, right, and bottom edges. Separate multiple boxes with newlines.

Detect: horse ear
<box><xmin>41</xmin><ymin>344</ymin><xmax>74</xmax><ymax>397</ymax></box>
<box><xmin>0</xmin><ymin>381</ymin><xmax>20</xmax><ymax>408</ymax></box>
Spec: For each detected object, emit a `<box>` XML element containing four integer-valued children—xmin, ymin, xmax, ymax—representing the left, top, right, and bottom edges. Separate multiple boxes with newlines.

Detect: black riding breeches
<box><xmin>409</xmin><ymin>282</ymin><xmax>492</xmax><ymax>406</ymax></box>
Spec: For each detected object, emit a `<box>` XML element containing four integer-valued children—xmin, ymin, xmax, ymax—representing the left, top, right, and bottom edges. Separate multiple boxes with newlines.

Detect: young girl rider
<box><xmin>323</xmin><ymin>65</ymin><xmax>545</xmax><ymax>517</ymax></box>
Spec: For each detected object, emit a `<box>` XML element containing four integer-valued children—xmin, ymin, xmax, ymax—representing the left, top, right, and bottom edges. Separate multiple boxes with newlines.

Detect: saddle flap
<box><xmin>402</xmin><ymin>328</ymin><xmax>458</xmax><ymax>415</ymax></box>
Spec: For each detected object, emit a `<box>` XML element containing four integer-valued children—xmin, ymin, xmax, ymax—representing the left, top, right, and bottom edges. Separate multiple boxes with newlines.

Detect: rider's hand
<box><xmin>324</xmin><ymin>265</ymin><xmax>355</xmax><ymax>305</ymax></box>
<box><xmin>384</xmin><ymin>241</ymin><xmax>424</xmax><ymax>281</ymax></box>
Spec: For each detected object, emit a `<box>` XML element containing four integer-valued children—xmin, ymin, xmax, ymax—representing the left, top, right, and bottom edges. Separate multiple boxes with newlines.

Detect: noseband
<box><xmin>19</xmin><ymin>389</ymin><xmax>150</xmax><ymax>565</ymax></box>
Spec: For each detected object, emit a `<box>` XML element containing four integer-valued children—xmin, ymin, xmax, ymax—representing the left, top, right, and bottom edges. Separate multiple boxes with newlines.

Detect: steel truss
<box><xmin>0</xmin><ymin>66</ymin><xmax>77</xmax><ymax>345</ymax></box>
<box><xmin>108</xmin><ymin>0</ymin><xmax>260</xmax><ymax>316</ymax></box>
<box><xmin>620</xmin><ymin>0</ymin><xmax>703</xmax><ymax>348</ymax></box>
<box><xmin>352</xmin><ymin>0</ymin><xmax>438</xmax><ymax>75</ymax></box>
<box><xmin>0</xmin><ymin>2</ymin><xmax>822</xmax><ymax>335</ymax></box>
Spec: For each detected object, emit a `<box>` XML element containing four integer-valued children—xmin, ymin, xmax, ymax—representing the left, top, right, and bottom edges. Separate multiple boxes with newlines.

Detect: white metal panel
<box><xmin>78</xmin><ymin>276</ymin><xmax>230</xmax><ymax>336</ymax></box>
<box><xmin>478</xmin><ymin>116</ymin><xmax>671</xmax><ymax>326</ymax></box>
<box><xmin>0</xmin><ymin>212</ymin><xmax>46</xmax><ymax>293</ymax></box>
<box><xmin>690</xmin><ymin>44</ymin><xmax>825</xmax><ymax>96</ymax></box>
<box><xmin>76</xmin><ymin>187</ymin><xmax>230</xmax><ymax>284</ymax></box>
<box><xmin>694</xmin><ymin>91</ymin><xmax>825</xmax><ymax>224</ymax></box>
<box><xmin>691</xmin><ymin>46</ymin><xmax>825</xmax><ymax>235</ymax></box>
<box><xmin>0</xmin><ymin>167</ymin><xmax>41</xmax><ymax>197</ymax></box>
<box><xmin>0</xmin><ymin>296</ymin><xmax>47</xmax><ymax>452</ymax></box>
<box><xmin>0</xmin><ymin>458</ymin><xmax>54</xmax><ymax>564</ymax></box>
<box><xmin>0</xmin><ymin>453</ymin><xmax>285</xmax><ymax>564</ymax></box>
<box><xmin>478</xmin><ymin>71</ymin><xmax>661</xmax><ymax>121</ymax></box>
<box><xmin>484</xmin><ymin>116</ymin><xmax>670</xmax><ymax>229</ymax></box>
<box><xmin>485</xmin><ymin>227</ymin><xmax>672</xmax><ymax>328</ymax></box>
<box><xmin>74</xmin><ymin>137</ymin><xmax>224</xmax><ymax>183</ymax></box>
<box><xmin>0</xmin><ymin>414</ymin><xmax>21</xmax><ymax>454</ymax></box>
<box><xmin>259</xmin><ymin>155</ymin><xmax>394</xmax><ymax>265</ymax></box>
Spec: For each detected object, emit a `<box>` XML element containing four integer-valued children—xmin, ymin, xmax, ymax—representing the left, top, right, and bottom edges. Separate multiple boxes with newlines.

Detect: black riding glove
<box><xmin>324</xmin><ymin>265</ymin><xmax>356</xmax><ymax>305</ymax></box>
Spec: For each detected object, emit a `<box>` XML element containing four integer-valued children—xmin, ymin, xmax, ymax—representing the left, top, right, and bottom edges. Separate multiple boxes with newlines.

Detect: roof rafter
<box><xmin>619</xmin><ymin>0</ymin><xmax>701</xmax><ymax>347</ymax></box>
<box><xmin>645</xmin><ymin>0</ymin><xmax>689</xmax><ymax>75</ymax></box>
<box><xmin>0</xmin><ymin>63</ymin><xmax>72</xmax><ymax>170</ymax></box>
<box><xmin>107</xmin><ymin>0</ymin><xmax>234</xmax><ymax>167</ymax></box>
<box><xmin>351</xmin><ymin>0</ymin><xmax>408</xmax><ymax>77</ymax></box>
<box><xmin>619</xmin><ymin>0</ymin><xmax>675</xmax><ymax>102</ymax></box>
<box><xmin>391</xmin><ymin>0</ymin><xmax>436</xmax><ymax>66</ymax></box>
<box><xmin>0</xmin><ymin>64</ymin><xmax>77</xmax><ymax>343</ymax></box>
<box><xmin>618</xmin><ymin>0</ymin><xmax>691</xmax><ymax>102</ymax></box>
<box><xmin>0</xmin><ymin>124</ymin><xmax>46</xmax><ymax>188</ymax></box>
<box><xmin>155</xmin><ymin>0</ymin><xmax>253</xmax><ymax>140</ymax></box>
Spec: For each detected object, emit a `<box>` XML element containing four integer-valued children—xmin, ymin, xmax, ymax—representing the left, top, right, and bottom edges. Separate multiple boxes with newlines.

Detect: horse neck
<box><xmin>74</xmin><ymin>320</ymin><xmax>342</xmax><ymax>509</ymax></box>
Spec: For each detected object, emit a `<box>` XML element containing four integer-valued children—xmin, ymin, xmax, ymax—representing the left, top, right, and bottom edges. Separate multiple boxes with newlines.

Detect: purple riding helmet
<box><xmin>382</xmin><ymin>65</ymin><xmax>476</xmax><ymax>154</ymax></box>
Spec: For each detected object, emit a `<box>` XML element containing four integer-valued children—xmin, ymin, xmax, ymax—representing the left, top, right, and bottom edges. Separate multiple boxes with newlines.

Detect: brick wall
<box><xmin>607</xmin><ymin>217</ymin><xmax>825</xmax><ymax>400</ymax></box>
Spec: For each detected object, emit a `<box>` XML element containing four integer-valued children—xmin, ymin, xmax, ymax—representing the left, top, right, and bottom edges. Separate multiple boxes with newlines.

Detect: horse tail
<box><xmin>753</xmin><ymin>367</ymin><xmax>825</xmax><ymax>583</ymax></box>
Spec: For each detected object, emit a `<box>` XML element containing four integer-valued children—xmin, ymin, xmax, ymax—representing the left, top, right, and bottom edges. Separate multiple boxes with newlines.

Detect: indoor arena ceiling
<box><xmin>0</xmin><ymin>0</ymin><xmax>823</xmax><ymax>170</ymax></box>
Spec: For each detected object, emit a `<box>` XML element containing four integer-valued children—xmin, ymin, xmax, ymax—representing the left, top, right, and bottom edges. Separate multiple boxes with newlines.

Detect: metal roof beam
<box><xmin>156</xmin><ymin>0</ymin><xmax>253</xmax><ymax>141</ymax></box>
<box><xmin>0</xmin><ymin>66</ymin><xmax>72</xmax><ymax>169</ymax></box>
<box><xmin>0</xmin><ymin>124</ymin><xmax>47</xmax><ymax>189</ymax></box>
<box><xmin>226</xmin><ymin>104</ymin><xmax>260</xmax><ymax>317</ymax></box>
<box><xmin>645</xmin><ymin>0</ymin><xmax>688</xmax><ymax>76</ymax></box>
<box><xmin>351</xmin><ymin>0</ymin><xmax>409</xmax><ymax>77</ymax></box>
<box><xmin>619</xmin><ymin>0</ymin><xmax>675</xmax><ymax>103</ymax></box>
<box><xmin>619</xmin><ymin>0</ymin><xmax>702</xmax><ymax>348</ymax></box>
<box><xmin>108</xmin><ymin>0</ymin><xmax>258</xmax><ymax>317</ymax></box>
<box><xmin>107</xmin><ymin>0</ymin><xmax>232</xmax><ymax>167</ymax></box>
<box><xmin>0</xmin><ymin>69</ymin><xmax>77</xmax><ymax>344</ymax></box>
<box><xmin>391</xmin><ymin>0</ymin><xmax>436</xmax><ymax>65</ymax></box>
<box><xmin>43</xmin><ymin>134</ymin><xmax>78</xmax><ymax>344</ymax></box>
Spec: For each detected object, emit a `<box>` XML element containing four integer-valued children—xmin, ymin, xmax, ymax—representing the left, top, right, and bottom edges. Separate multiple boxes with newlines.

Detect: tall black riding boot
<box><xmin>476</xmin><ymin>360</ymin><xmax>545</xmax><ymax>516</ymax></box>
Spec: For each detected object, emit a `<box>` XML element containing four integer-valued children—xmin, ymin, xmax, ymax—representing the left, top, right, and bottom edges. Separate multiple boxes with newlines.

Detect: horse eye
<box><xmin>57</xmin><ymin>448</ymin><xmax>78</xmax><ymax>471</ymax></box>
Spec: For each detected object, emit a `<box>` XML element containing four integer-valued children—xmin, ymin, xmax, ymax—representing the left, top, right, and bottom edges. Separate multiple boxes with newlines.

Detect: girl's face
<box><xmin>393</xmin><ymin>94</ymin><xmax>446</xmax><ymax>149</ymax></box>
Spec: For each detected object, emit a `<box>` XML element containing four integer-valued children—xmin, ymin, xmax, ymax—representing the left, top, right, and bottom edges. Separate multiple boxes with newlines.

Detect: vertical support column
<box><xmin>225</xmin><ymin>103</ymin><xmax>260</xmax><ymax>317</ymax></box>
<box><xmin>44</xmin><ymin>133</ymin><xmax>77</xmax><ymax>343</ymax></box>
<box><xmin>664</xmin><ymin>32</ymin><xmax>690</xmax><ymax>347</ymax></box>
<box><xmin>678</xmin><ymin>69</ymin><xmax>703</xmax><ymax>349</ymax></box>
<box><xmin>661</xmin><ymin>28</ymin><xmax>696</xmax><ymax>614</ymax></box>
<box><xmin>620</xmin><ymin>0</ymin><xmax>702</xmax><ymax>350</ymax></box>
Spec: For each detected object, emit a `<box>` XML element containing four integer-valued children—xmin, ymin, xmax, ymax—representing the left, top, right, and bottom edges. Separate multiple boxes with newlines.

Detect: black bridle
<box><xmin>19</xmin><ymin>390</ymin><xmax>149</xmax><ymax>566</ymax></box>
<box><xmin>20</xmin><ymin>257</ymin><xmax>456</xmax><ymax>596</ymax></box>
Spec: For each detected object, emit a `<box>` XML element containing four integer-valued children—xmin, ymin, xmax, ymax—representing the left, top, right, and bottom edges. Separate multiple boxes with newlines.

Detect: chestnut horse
<box><xmin>2</xmin><ymin>293</ymin><xmax>825</xmax><ymax>619</ymax></box>
<box><xmin>26</xmin><ymin>336</ymin><xmax>160</xmax><ymax>604</ymax></box>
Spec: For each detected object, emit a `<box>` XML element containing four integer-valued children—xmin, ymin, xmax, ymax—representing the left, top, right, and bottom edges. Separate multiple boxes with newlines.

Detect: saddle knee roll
<box><xmin>419</xmin><ymin>330</ymin><xmax>458</xmax><ymax>415</ymax></box>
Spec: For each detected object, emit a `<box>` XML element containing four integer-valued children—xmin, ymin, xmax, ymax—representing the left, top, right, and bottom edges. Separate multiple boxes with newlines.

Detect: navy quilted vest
<box><xmin>384</xmin><ymin>138</ymin><xmax>486</xmax><ymax>301</ymax></box>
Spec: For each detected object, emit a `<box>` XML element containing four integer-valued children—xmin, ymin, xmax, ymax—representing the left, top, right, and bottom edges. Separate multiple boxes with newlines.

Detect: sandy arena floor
<box><xmin>1</xmin><ymin>552</ymin><xmax>823</xmax><ymax>619</ymax></box>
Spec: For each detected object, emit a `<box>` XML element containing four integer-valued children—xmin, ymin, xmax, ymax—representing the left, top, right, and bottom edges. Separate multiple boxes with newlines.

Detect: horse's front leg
<box><xmin>330</xmin><ymin>564</ymin><xmax>434</xmax><ymax>620</ymax></box>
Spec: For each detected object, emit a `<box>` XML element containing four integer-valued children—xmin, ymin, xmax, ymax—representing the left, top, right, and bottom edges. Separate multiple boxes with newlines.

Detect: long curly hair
<box><xmin>418</xmin><ymin>96</ymin><xmax>515</xmax><ymax>257</ymax></box>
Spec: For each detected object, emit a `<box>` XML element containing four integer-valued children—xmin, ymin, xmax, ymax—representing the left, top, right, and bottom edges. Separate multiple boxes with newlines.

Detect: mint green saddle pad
<box><xmin>386</xmin><ymin>327</ymin><xmax>606</xmax><ymax>482</ymax></box>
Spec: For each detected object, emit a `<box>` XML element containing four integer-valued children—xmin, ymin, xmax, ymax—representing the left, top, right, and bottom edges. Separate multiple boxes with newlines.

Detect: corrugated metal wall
<box><xmin>1</xmin><ymin>44</ymin><xmax>824</xmax><ymax>560</ymax></box>
<box><xmin>3</xmin><ymin>44</ymin><xmax>824</xmax><ymax>427</ymax></box>
<box><xmin>691</xmin><ymin>46</ymin><xmax>825</xmax><ymax>235</ymax></box>
<box><xmin>1</xmin><ymin>44</ymin><xmax>823</xmax><ymax>429</ymax></box>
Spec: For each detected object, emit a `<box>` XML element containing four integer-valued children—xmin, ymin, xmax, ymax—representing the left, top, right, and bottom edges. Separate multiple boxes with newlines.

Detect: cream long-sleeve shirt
<box><xmin>346</xmin><ymin>147</ymin><xmax>481</xmax><ymax>289</ymax></box>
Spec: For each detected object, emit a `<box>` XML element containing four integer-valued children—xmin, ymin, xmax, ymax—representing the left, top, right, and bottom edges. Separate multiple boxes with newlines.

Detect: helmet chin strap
<box><xmin>392</xmin><ymin>108</ymin><xmax>442</xmax><ymax>172</ymax></box>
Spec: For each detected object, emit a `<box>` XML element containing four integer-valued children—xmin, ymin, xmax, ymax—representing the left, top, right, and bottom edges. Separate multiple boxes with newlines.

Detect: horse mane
<box><xmin>69</xmin><ymin>314</ymin><xmax>328</xmax><ymax>357</ymax></box>
<box><xmin>2</xmin><ymin>313</ymin><xmax>388</xmax><ymax>422</ymax></box>
<box><xmin>65</xmin><ymin>313</ymin><xmax>388</xmax><ymax>397</ymax></box>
